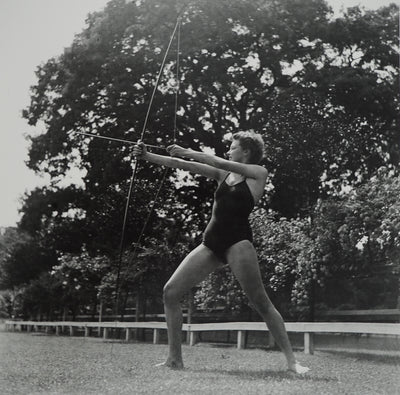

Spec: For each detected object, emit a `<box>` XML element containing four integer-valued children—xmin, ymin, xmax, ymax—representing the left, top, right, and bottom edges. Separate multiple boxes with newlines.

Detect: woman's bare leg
<box><xmin>161</xmin><ymin>244</ymin><xmax>222</xmax><ymax>369</ymax></box>
<box><xmin>226</xmin><ymin>241</ymin><xmax>309</xmax><ymax>374</ymax></box>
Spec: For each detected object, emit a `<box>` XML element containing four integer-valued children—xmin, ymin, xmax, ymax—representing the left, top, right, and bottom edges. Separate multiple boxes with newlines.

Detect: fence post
<box><xmin>237</xmin><ymin>330</ymin><xmax>246</xmax><ymax>349</ymax></box>
<box><xmin>189</xmin><ymin>331</ymin><xmax>197</xmax><ymax>346</ymax></box>
<box><xmin>153</xmin><ymin>329</ymin><xmax>160</xmax><ymax>344</ymax></box>
<box><xmin>304</xmin><ymin>332</ymin><xmax>314</xmax><ymax>354</ymax></box>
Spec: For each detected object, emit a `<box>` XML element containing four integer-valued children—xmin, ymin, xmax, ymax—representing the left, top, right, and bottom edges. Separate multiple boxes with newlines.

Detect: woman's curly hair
<box><xmin>232</xmin><ymin>131</ymin><xmax>265</xmax><ymax>164</ymax></box>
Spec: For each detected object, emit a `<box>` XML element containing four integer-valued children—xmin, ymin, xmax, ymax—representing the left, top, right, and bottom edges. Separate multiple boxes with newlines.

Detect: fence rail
<box><xmin>317</xmin><ymin>309</ymin><xmax>400</xmax><ymax>321</ymax></box>
<box><xmin>4</xmin><ymin>320</ymin><xmax>400</xmax><ymax>354</ymax></box>
<box><xmin>70</xmin><ymin>308</ymin><xmax>400</xmax><ymax>322</ymax></box>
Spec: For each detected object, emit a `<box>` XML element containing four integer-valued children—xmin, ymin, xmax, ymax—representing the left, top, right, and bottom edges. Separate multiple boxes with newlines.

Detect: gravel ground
<box><xmin>0</xmin><ymin>330</ymin><xmax>399</xmax><ymax>394</ymax></box>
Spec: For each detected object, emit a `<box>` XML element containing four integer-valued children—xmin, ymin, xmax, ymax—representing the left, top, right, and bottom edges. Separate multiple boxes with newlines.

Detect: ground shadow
<box><xmin>322</xmin><ymin>349</ymin><xmax>400</xmax><ymax>366</ymax></box>
<box><xmin>190</xmin><ymin>367</ymin><xmax>336</xmax><ymax>383</ymax></box>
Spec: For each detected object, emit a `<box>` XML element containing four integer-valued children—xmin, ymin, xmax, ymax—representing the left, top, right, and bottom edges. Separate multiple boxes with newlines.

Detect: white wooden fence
<box><xmin>4</xmin><ymin>320</ymin><xmax>400</xmax><ymax>354</ymax></box>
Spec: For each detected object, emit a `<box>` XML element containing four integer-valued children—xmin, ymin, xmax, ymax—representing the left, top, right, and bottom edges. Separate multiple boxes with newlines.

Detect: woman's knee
<box><xmin>163</xmin><ymin>281</ymin><xmax>180</xmax><ymax>305</ymax></box>
<box><xmin>247</xmin><ymin>290</ymin><xmax>273</xmax><ymax>314</ymax></box>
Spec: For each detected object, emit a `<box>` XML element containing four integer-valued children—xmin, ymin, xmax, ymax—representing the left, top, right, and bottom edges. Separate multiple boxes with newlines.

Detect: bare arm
<box><xmin>133</xmin><ymin>143</ymin><xmax>224</xmax><ymax>181</ymax></box>
<box><xmin>169</xmin><ymin>146</ymin><xmax>268</xmax><ymax>181</ymax></box>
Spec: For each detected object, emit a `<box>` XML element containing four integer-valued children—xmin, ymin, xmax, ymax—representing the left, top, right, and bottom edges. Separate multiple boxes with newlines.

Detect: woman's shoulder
<box><xmin>248</xmin><ymin>164</ymin><xmax>268</xmax><ymax>179</ymax></box>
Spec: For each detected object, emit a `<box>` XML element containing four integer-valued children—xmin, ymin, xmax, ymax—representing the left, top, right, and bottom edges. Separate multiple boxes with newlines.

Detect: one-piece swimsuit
<box><xmin>202</xmin><ymin>174</ymin><xmax>255</xmax><ymax>260</ymax></box>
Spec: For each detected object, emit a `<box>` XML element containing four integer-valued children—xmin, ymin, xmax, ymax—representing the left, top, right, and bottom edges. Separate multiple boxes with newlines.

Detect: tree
<box><xmin>21</xmin><ymin>0</ymin><xmax>399</xmax><ymax>243</ymax></box>
<box><xmin>0</xmin><ymin>291</ymin><xmax>13</xmax><ymax>318</ymax></box>
<box><xmin>311</xmin><ymin>167</ymin><xmax>400</xmax><ymax>309</ymax></box>
<box><xmin>0</xmin><ymin>227</ymin><xmax>31</xmax><ymax>284</ymax></box>
<box><xmin>0</xmin><ymin>237</ymin><xmax>58</xmax><ymax>290</ymax></box>
<box><xmin>261</xmin><ymin>3</ymin><xmax>399</xmax><ymax>215</ymax></box>
<box><xmin>17</xmin><ymin>273</ymin><xmax>63</xmax><ymax>320</ymax></box>
<box><xmin>50</xmin><ymin>250</ymin><xmax>111</xmax><ymax>318</ymax></box>
<box><xmin>116</xmin><ymin>236</ymin><xmax>192</xmax><ymax>319</ymax></box>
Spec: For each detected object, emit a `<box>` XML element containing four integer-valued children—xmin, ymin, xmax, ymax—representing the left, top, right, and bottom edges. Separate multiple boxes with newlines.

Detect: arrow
<box><xmin>71</xmin><ymin>130</ymin><xmax>165</xmax><ymax>150</ymax></box>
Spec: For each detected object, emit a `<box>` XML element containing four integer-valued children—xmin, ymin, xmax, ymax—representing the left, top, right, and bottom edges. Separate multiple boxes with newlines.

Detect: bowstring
<box><xmin>173</xmin><ymin>19</ymin><xmax>181</xmax><ymax>144</ymax></box>
<box><xmin>114</xmin><ymin>16</ymin><xmax>182</xmax><ymax>318</ymax></box>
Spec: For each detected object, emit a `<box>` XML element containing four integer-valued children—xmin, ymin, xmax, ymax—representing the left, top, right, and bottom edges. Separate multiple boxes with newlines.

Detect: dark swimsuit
<box><xmin>202</xmin><ymin>174</ymin><xmax>255</xmax><ymax>260</ymax></box>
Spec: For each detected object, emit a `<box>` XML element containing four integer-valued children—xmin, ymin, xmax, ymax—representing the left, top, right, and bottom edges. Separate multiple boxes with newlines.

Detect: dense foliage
<box><xmin>197</xmin><ymin>168</ymin><xmax>400</xmax><ymax>318</ymax></box>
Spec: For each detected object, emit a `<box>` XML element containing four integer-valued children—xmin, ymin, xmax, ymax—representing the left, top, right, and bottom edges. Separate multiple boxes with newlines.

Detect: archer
<box><xmin>133</xmin><ymin>131</ymin><xmax>309</xmax><ymax>374</ymax></box>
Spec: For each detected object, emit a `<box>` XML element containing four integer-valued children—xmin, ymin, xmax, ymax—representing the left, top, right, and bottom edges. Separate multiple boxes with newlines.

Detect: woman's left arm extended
<box><xmin>167</xmin><ymin>145</ymin><xmax>268</xmax><ymax>180</ymax></box>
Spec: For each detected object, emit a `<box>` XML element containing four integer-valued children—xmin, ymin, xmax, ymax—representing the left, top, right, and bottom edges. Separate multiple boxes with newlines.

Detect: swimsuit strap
<box><xmin>218</xmin><ymin>172</ymin><xmax>230</xmax><ymax>186</ymax></box>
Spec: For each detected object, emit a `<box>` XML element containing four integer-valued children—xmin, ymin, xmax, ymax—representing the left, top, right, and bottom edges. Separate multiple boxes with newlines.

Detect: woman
<box><xmin>133</xmin><ymin>131</ymin><xmax>309</xmax><ymax>374</ymax></box>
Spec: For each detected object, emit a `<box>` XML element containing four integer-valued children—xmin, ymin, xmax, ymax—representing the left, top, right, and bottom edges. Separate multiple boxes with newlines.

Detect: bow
<box><xmin>70</xmin><ymin>10</ymin><xmax>184</xmax><ymax>317</ymax></box>
<box><xmin>113</xmin><ymin>15</ymin><xmax>183</xmax><ymax>314</ymax></box>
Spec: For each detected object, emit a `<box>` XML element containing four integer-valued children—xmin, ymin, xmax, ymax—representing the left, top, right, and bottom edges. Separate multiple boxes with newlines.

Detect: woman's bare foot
<box><xmin>155</xmin><ymin>359</ymin><xmax>184</xmax><ymax>370</ymax></box>
<box><xmin>288</xmin><ymin>362</ymin><xmax>310</xmax><ymax>374</ymax></box>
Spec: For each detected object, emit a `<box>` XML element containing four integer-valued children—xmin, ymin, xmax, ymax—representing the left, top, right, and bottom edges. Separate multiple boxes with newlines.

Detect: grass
<box><xmin>0</xmin><ymin>331</ymin><xmax>399</xmax><ymax>394</ymax></box>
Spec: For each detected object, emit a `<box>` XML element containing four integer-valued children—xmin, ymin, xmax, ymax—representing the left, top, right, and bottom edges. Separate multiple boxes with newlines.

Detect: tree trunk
<box><xmin>135</xmin><ymin>292</ymin><xmax>144</xmax><ymax>340</ymax></box>
<box><xmin>91</xmin><ymin>301</ymin><xmax>97</xmax><ymax>320</ymax></box>
<box><xmin>99</xmin><ymin>301</ymin><xmax>103</xmax><ymax>323</ymax></box>
<box><xmin>308</xmin><ymin>280</ymin><xmax>316</xmax><ymax>322</ymax></box>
